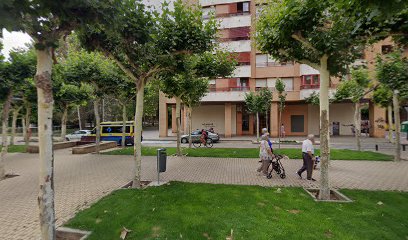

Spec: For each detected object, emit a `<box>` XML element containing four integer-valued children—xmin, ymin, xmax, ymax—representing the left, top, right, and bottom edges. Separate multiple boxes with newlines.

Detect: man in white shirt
<box><xmin>296</xmin><ymin>134</ymin><xmax>316</xmax><ymax>181</ymax></box>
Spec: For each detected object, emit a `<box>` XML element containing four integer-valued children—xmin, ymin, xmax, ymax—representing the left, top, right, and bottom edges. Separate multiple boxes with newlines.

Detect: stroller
<box><xmin>267</xmin><ymin>154</ymin><xmax>286</xmax><ymax>179</ymax></box>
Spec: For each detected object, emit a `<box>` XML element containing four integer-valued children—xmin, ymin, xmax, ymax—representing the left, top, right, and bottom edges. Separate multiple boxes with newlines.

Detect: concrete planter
<box><xmin>56</xmin><ymin>227</ymin><xmax>91</xmax><ymax>240</ymax></box>
<box><xmin>304</xmin><ymin>188</ymin><xmax>353</xmax><ymax>203</ymax></box>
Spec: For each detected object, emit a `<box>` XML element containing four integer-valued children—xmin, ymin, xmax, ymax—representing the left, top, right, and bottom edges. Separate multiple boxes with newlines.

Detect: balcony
<box><xmin>300</xmin><ymin>84</ymin><xmax>320</xmax><ymax>90</ymax></box>
<box><xmin>218</xmin><ymin>15</ymin><xmax>251</xmax><ymax>29</ymax></box>
<box><xmin>300</xmin><ymin>64</ymin><xmax>320</xmax><ymax>75</ymax></box>
<box><xmin>200</xmin><ymin>0</ymin><xmax>247</xmax><ymax>7</ymax></box>
<box><xmin>219</xmin><ymin>40</ymin><xmax>251</xmax><ymax>52</ymax></box>
<box><xmin>202</xmin><ymin>87</ymin><xmax>249</xmax><ymax>102</ymax></box>
<box><xmin>233</xmin><ymin>65</ymin><xmax>251</xmax><ymax>78</ymax></box>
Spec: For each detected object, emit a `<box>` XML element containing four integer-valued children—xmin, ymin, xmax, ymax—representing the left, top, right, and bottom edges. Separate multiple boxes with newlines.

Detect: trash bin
<box><xmin>157</xmin><ymin>148</ymin><xmax>167</xmax><ymax>173</ymax></box>
<box><xmin>401</xmin><ymin>121</ymin><xmax>408</xmax><ymax>132</ymax></box>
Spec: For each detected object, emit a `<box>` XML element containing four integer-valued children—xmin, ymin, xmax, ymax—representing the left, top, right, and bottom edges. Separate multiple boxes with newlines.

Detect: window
<box><xmin>301</xmin><ymin>75</ymin><xmax>320</xmax><ymax>89</ymax></box>
<box><xmin>291</xmin><ymin>115</ymin><xmax>304</xmax><ymax>132</ymax></box>
<box><xmin>381</xmin><ymin>45</ymin><xmax>393</xmax><ymax>54</ymax></box>
<box><xmin>237</xmin><ymin>2</ymin><xmax>250</xmax><ymax>13</ymax></box>
<box><xmin>256</xmin><ymin>54</ymin><xmax>291</xmax><ymax>67</ymax></box>
<box><xmin>238</xmin><ymin>78</ymin><xmax>249</xmax><ymax>87</ymax></box>
<box><xmin>267</xmin><ymin>78</ymin><xmax>294</xmax><ymax>91</ymax></box>
<box><xmin>102</xmin><ymin>126</ymin><xmax>130</xmax><ymax>134</ymax></box>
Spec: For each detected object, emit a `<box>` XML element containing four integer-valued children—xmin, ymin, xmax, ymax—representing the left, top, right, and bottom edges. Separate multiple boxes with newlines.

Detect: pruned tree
<box><xmin>334</xmin><ymin>68</ymin><xmax>373</xmax><ymax>151</ymax></box>
<box><xmin>0</xmin><ymin>1</ymin><xmax>115</xmax><ymax>237</ymax></box>
<box><xmin>256</xmin><ymin>0</ymin><xmax>372</xmax><ymax>200</ymax></box>
<box><xmin>160</xmin><ymin>50</ymin><xmax>236</xmax><ymax>154</ymax></box>
<box><xmin>0</xmin><ymin>47</ymin><xmax>36</xmax><ymax>179</ymax></box>
<box><xmin>54</xmin><ymin>81</ymin><xmax>94</xmax><ymax>141</ymax></box>
<box><xmin>57</xmin><ymin>50</ymin><xmax>123</xmax><ymax>152</ymax></box>
<box><xmin>275</xmin><ymin>78</ymin><xmax>286</xmax><ymax>148</ymax></box>
<box><xmin>376</xmin><ymin>51</ymin><xmax>408</xmax><ymax>161</ymax></box>
<box><xmin>245</xmin><ymin>91</ymin><xmax>265</xmax><ymax>143</ymax></box>
<box><xmin>372</xmin><ymin>85</ymin><xmax>394</xmax><ymax>143</ymax></box>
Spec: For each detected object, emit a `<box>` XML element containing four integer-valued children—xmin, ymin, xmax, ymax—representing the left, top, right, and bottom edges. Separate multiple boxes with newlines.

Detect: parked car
<box><xmin>65</xmin><ymin>130</ymin><xmax>92</xmax><ymax>141</ymax></box>
<box><xmin>181</xmin><ymin>130</ymin><xmax>220</xmax><ymax>143</ymax></box>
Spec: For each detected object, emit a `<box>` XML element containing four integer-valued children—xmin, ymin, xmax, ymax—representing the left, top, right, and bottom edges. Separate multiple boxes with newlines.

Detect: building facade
<box><xmin>159</xmin><ymin>0</ymin><xmax>388</xmax><ymax>138</ymax></box>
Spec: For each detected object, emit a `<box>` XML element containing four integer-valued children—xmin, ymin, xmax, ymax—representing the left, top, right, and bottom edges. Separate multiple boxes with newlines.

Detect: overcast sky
<box><xmin>0</xmin><ymin>0</ymin><xmax>174</xmax><ymax>60</ymax></box>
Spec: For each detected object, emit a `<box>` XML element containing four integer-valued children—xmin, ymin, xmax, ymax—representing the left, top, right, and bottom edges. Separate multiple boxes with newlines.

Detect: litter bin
<box><xmin>401</xmin><ymin>121</ymin><xmax>408</xmax><ymax>132</ymax></box>
<box><xmin>402</xmin><ymin>121</ymin><xmax>408</xmax><ymax>140</ymax></box>
<box><xmin>157</xmin><ymin>148</ymin><xmax>167</xmax><ymax>173</ymax></box>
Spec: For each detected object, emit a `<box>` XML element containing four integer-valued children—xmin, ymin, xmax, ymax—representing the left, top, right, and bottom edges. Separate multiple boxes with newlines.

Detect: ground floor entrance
<box><xmin>159</xmin><ymin>101</ymin><xmax>386</xmax><ymax>138</ymax></box>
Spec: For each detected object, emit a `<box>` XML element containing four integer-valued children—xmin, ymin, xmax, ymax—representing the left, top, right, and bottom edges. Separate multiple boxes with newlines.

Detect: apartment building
<box><xmin>158</xmin><ymin>0</ymin><xmax>387</xmax><ymax>138</ymax></box>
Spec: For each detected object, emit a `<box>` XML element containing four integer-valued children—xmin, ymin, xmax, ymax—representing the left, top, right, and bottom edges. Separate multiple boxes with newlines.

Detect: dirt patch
<box><xmin>287</xmin><ymin>209</ymin><xmax>301</xmax><ymax>214</ymax></box>
<box><xmin>1</xmin><ymin>174</ymin><xmax>19</xmax><ymax>181</ymax></box>
<box><xmin>56</xmin><ymin>227</ymin><xmax>91</xmax><ymax>240</ymax></box>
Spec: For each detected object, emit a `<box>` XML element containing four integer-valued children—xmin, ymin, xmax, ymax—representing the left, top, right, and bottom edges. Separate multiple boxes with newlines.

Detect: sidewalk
<box><xmin>1</xmin><ymin>150</ymin><xmax>408</xmax><ymax>239</ymax></box>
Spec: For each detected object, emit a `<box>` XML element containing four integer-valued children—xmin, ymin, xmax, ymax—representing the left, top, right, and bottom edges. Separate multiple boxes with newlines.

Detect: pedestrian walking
<box><xmin>257</xmin><ymin>134</ymin><xmax>273</xmax><ymax>176</ymax></box>
<box><xmin>280</xmin><ymin>124</ymin><xmax>286</xmax><ymax>138</ymax></box>
<box><xmin>296</xmin><ymin>134</ymin><xmax>316</xmax><ymax>181</ymax></box>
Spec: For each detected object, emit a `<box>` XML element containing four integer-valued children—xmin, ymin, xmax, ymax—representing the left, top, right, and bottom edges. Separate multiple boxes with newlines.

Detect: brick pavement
<box><xmin>1</xmin><ymin>150</ymin><xmax>408</xmax><ymax>239</ymax></box>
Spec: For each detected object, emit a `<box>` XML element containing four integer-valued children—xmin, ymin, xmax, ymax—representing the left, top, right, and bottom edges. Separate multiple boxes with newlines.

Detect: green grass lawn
<box><xmin>66</xmin><ymin>182</ymin><xmax>408</xmax><ymax>240</ymax></box>
<box><xmin>0</xmin><ymin>145</ymin><xmax>27</xmax><ymax>153</ymax></box>
<box><xmin>104</xmin><ymin>146</ymin><xmax>393</xmax><ymax>161</ymax></box>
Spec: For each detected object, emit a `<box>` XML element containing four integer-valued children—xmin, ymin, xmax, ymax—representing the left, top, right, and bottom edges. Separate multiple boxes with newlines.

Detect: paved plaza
<box><xmin>1</xmin><ymin>148</ymin><xmax>408</xmax><ymax>239</ymax></box>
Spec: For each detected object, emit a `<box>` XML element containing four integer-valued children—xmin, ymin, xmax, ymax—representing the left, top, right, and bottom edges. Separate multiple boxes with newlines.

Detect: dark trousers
<box><xmin>298</xmin><ymin>153</ymin><xmax>313</xmax><ymax>179</ymax></box>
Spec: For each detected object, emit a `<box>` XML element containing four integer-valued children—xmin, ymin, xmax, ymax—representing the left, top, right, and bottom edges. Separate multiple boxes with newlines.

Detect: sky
<box><xmin>0</xmin><ymin>0</ymin><xmax>174</xmax><ymax>60</ymax></box>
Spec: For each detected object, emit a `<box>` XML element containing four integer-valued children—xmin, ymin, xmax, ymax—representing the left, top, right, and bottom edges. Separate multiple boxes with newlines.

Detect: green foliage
<box><xmin>55</xmin><ymin>82</ymin><xmax>94</xmax><ymax>108</ymax></box>
<box><xmin>180</xmin><ymin>75</ymin><xmax>209</xmax><ymax>109</ymax></box>
<box><xmin>0</xmin><ymin>0</ymin><xmax>114</xmax><ymax>48</ymax></box>
<box><xmin>372</xmin><ymin>85</ymin><xmax>393</xmax><ymax>108</ymax></box>
<box><xmin>275</xmin><ymin>78</ymin><xmax>286</xmax><ymax>111</ymax></box>
<box><xmin>244</xmin><ymin>92</ymin><xmax>265</xmax><ymax>114</ymax></box>
<box><xmin>376</xmin><ymin>51</ymin><xmax>408</xmax><ymax>100</ymax></box>
<box><xmin>144</xmin><ymin>81</ymin><xmax>160</xmax><ymax>117</ymax></box>
<box><xmin>305</xmin><ymin>91</ymin><xmax>320</xmax><ymax>105</ymax></box>
<box><xmin>334</xmin><ymin>68</ymin><xmax>370</xmax><ymax>103</ymax></box>
<box><xmin>56</xmin><ymin>50</ymin><xmax>124</xmax><ymax>97</ymax></box>
<box><xmin>256</xmin><ymin>0</ymin><xmax>368</xmax><ymax>75</ymax></box>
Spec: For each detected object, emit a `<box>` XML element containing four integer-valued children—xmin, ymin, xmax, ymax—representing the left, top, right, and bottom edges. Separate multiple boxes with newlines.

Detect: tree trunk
<box><xmin>256</xmin><ymin>112</ymin><xmax>260</xmax><ymax>142</ymax></box>
<box><xmin>393</xmin><ymin>91</ymin><xmax>401</xmax><ymax>161</ymax></box>
<box><xmin>93</xmin><ymin>99</ymin><xmax>101</xmax><ymax>154</ymax></box>
<box><xmin>318</xmin><ymin>55</ymin><xmax>330</xmax><ymax>200</ymax></box>
<box><xmin>22</xmin><ymin>116</ymin><xmax>26</xmax><ymax>140</ymax></box>
<box><xmin>388</xmin><ymin>105</ymin><xmax>394</xmax><ymax>143</ymax></box>
<box><xmin>354</xmin><ymin>102</ymin><xmax>361</xmax><ymax>151</ymax></box>
<box><xmin>175</xmin><ymin>97</ymin><xmax>182</xmax><ymax>156</ymax></box>
<box><xmin>188</xmin><ymin>108</ymin><xmax>193</xmax><ymax>148</ymax></box>
<box><xmin>35</xmin><ymin>48</ymin><xmax>56</xmax><ymax>240</ymax></box>
<box><xmin>265</xmin><ymin>110</ymin><xmax>269</xmax><ymax>131</ymax></box>
<box><xmin>121</xmin><ymin>104</ymin><xmax>127</xmax><ymax>148</ymax></box>
<box><xmin>278</xmin><ymin>106</ymin><xmax>283</xmax><ymax>149</ymax></box>
<box><xmin>24</xmin><ymin>105</ymin><xmax>32</xmax><ymax>146</ymax></box>
<box><xmin>185</xmin><ymin>106</ymin><xmax>190</xmax><ymax>148</ymax></box>
<box><xmin>10</xmin><ymin>106</ymin><xmax>22</xmax><ymax>146</ymax></box>
<box><xmin>0</xmin><ymin>90</ymin><xmax>12</xmax><ymax>180</ymax></box>
<box><xmin>77</xmin><ymin>105</ymin><xmax>82</xmax><ymax>130</ymax></box>
<box><xmin>132</xmin><ymin>81</ymin><xmax>145</xmax><ymax>189</ymax></box>
<box><xmin>60</xmin><ymin>105</ymin><xmax>68</xmax><ymax>141</ymax></box>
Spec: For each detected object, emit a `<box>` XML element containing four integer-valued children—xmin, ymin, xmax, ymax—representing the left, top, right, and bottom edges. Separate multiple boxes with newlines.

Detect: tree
<box><xmin>160</xmin><ymin>50</ymin><xmax>236</xmax><ymax>155</ymax></box>
<box><xmin>58</xmin><ymin>50</ymin><xmax>123</xmax><ymax>152</ymax></box>
<box><xmin>77</xmin><ymin>0</ymin><xmax>170</xmax><ymax>188</ymax></box>
<box><xmin>256</xmin><ymin>0</ymin><xmax>370</xmax><ymax>200</ymax></box>
<box><xmin>260</xmin><ymin>88</ymin><xmax>273</xmax><ymax>131</ymax></box>
<box><xmin>1</xmin><ymin>1</ymin><xmax>115</xmax><ymax>237</ymax></box>
<box><xmin>275</xmin><ymin>79</ymin><xmax>286</xmax><ymax>148</ymax></box>
<box><xmin>245</xmin><ymin>92</ymin><xmax>264</xmax><ymax>142</ymax></box>
<box><xmin>179</xmin><ymin>74</ymin><xmax>209</xmax><ymax>148</ymax></box>
<box><xmin>372</xmin><ymin>85</ymin><xmax>394</xmax><ymax>143</ymax></box>
<box><xmin>54</xmin><ymin>81</ymin><xmax>93</xmax><ymax>141</ymax></box>
<box><xmin>0</xmin><ymin>48</ymin><xmax>36</xmax><ymax>179</ymax></box>
<box><xmin>334</xmin><ymin>68</ymin><xmax>373</xmax><ymax>151</ymax></box>
<box><xmin>376</xmin><ymin>51</ymin><xmax>408</xmax><ymax>161</ymax></box>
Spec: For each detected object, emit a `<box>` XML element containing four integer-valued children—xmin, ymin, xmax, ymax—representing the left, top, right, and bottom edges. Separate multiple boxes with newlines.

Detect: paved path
<box><xmin>1</xmin><ymin>150</ymin><xmax>408</xmax><ymax>239</ymax></box>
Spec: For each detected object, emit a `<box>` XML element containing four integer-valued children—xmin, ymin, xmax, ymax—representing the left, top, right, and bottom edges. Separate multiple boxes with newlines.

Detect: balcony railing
<box><xmin>300</xmin><ymin>84</ymin><xmax>320</xmax><ymax>90</ymax></box>
<box><xmin>255</xmin><ymin>62</ymin><xmax>294</xmax><ymax>67</ymax></box>
<box><xmin>209</xmin><ymin>86</ymin><xmax>250</xmax><ymax>92</ymax></box>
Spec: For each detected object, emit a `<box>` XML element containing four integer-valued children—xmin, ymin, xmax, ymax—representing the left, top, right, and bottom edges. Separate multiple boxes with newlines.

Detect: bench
<box><xmin>72</xmin><ymin>141</ymin><xmax>117</xmax><ymax>154</ymax></box>
<box><xmin>27</xmin><ymin>141</ymin><xmax>78</xmax><ymax>153</ymax></box>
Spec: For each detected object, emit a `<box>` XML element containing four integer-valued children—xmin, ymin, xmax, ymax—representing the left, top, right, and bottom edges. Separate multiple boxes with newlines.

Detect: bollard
<box><xmin>157</xmin><ymin>148</ymin><xmax>167</xmax><ymax>184</ymax></box>
<box><xmin>375</xmin><ymin>144</ymin><xmax>378</xmax><ymax>151</ymax></box>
